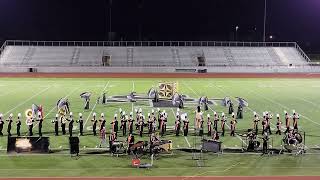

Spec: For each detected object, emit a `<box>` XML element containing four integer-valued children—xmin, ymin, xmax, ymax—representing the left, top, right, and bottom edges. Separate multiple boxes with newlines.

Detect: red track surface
<box><xmin>1</xmin><ymin>72</ymin><xmax>319</xmax><ymax>179</ymax></box>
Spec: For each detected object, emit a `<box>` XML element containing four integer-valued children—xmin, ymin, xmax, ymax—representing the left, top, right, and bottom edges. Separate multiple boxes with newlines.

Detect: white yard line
<box><xmin>170</xmin><ymin>108</ymin><xmax>191</xmax><ymax>148</ymax></box>
<box><xmin>182</xmin><ymin>81</ymin><xmax>247</xmax><ymax>146</ymax></box>
<box><xmin>4</xmin><ymin>86</ymin><xmax>51</xmax><ymax>116</ymax></box>
<box><xmin>83</xmin><ymin>81</ymin><xmax>110</xmax><ymax>128</ymax></box>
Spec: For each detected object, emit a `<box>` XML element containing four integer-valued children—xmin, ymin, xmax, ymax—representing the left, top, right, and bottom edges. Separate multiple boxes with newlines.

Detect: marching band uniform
<box><xmin>199</xmin><ymin>117</ymin><xmax>204</xmax><ymax>136</ymax></box>
<box><xmin>0</xmin><ymin>114</ymin><xmax>4</xmax><ymax>136</ymax></box>
<box><xmin>16</xmin><ymin>113</ymin><xmax>21</xmax><ymax>136</ymax></box>
<box><xmin>292</xmin><ymin>110</ymin><xmax>299</xmax><ymax>130</ymax></box>
<box><xmin>111</xmin><ymin>114</ymin><xmax>117</xmax><ymax>135</ymax></box>
<box><xmin>60</xmin><ymin>116</ymin><xmax>66</xmax><ymax>135</ymax></box>
<box><xmin>163</xmin><ymin>111</ymin><xmax>168</xmax><ymax>133</ymax></box>
<box><xmin>99</xmin><ymin>126</ymin><xmax>106</xmax><ymax>147</ymax></box>
<box><xmin>276</xmin><ymin>114</ymin><xmax>282</xmax><ymax>135</ymax></box>
<box><xmin>26</xmin><ymin>117</ymin><xmax>34</xmax><ymax>136</ymax></box>
<box><xmin>266</xmin><ymin>112</ymin><xmax>272</xmax><ymax>135</ymax></box>
<box><xmin>213</xmin><ymin>112</ymin><xmax>219</xmax><ymax>132</ymax></box>
<box><xmin>183</xmin><ymin>114</ymin><xmax>189</xmax><ymax>136</ymax></box>
<box><xmin>253</xmin><ymin>112</ymin><xmax>259</xmax><ymax>134</ymax></box>
<box><xmin>6</xmin><ymin>113</ymin><xmax>13</xmax><ymax>136</ymax></box>
<box><xmin>52</xmin><ymin>114</ymin><xmax>59</xmax><ymax>136</ymax></box>
<box><xmin>195</xmin><ymin>106</ymin><xmax>202</xmax><ymax>129</ymax></box>
<box><xmin>221</xmin><ymin>113</ymin><xmax>226</xmax><ymax>136</ymax></box>
<box><xmin>99</xmin><ymin>113</ymin><xmax>106</xmax><ymax>134</ymax></box>
<box><xmin>157</xmin><ymin>108</ymin><xmax>161</xmax><ymax>130</ymax></box>
<box><xmin>135</xmin><ymin>109</ymin><xmax>140</xmax><ymax>130</ymax></box>
<box><xmin>284</xmin><ymin>111</ymin><xmax>290</xmax><ymax>133</ymax></box>
<box><xmin>212</xmin><ymin>130</ymin><xmax>219</xmax><ymax>141</ymax></box>
<box><xmin>138</xmin><ymin>115</ymin><xmax>144</xmax><ymax>137</ymax></box>
<box><xmin>102</xmin><ymin>93</ymin><xmax>106</xmax><ymax>104</ymax></box>
<box><xmin>77</xmin><ymin>113</ymin><xmax>84</xmax><ymax>136</ymax></box>
<box><xmin>109</xmin><ymin>132</ymin><xmax>117</xmax><ymax>153</ymax></box>
<box><xmin>128</xmin><ymin>112</ymin><xmax>134</xmax><ymax>135</ymax></box>
<box><xmin>207</xmin><ymin>114</ymin><xmax>212</xmax><ymax>136</ymax></box>
<box><xmin>68</xmin><ymin>112</ymin><xmax>74</xmax><ymax>137</ymax></box>
<box><xmin>121</xmin><ymin>115</ymin><xmax>128</xmax><ymax>136</ymax></box>
<box><xmin>151</xmin><ymin>109</ymin><xmax>157</xmax><ymax>132</ymax></box>
<box><xmin>114</xmin><ymin>114</ymin><xmax>119</xmax><ymax>135</ymax></box>
<box><xmin>36</xmin><ymin>112</ymin><xmax>43</xmax><ymax>137</ymax></box>
<box><xmin>91</xmin><ymin>113</ymin><xmax>97</xmax><ymax>136</ymax></box>
<box><xmin>148</xmin><ymin>113</ymin><xmax>153</xmax><ymax>134</ymax></box>
<box><xmin>230</xmin><ymin>113</ymin><xmax>236</xmax><ymax>137</ymax></box>
<box><xmin>159</xmin><ymin>114</ymin><xmax>165</xmax><ymax>136</ymax></box>
<box><xmin>261</xmin><ymin>112</ymin><xmax>267</xmax><ymax>135</ymax></box>
<box><xmin>127</xmin><ymin>134</ymin><xmax>135</xmax><ymax>154</ymax></box>
<box><xmin>175</xmin><ymin>112</ymin><xmax>181</xmax><ymax>136</ymax></box>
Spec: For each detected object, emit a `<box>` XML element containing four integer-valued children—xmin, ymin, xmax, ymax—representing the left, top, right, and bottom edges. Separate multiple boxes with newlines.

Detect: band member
<box><xmin>150</xmin><ymin>133</ymin><xmax>160</xmax><ymax>154</ymax></box>
<box><xmin>195</xmin><ymin>106</ymin><xmax>202</xmax><ymax>129</ymax></box>
<box><xmin>284</xmin><ymin>111</ymin><xmax>290</xmax><ymax>133</ymax></box>
<box><xmin>68</xmin><ymin>112</ymin><xmax>74</xmax><ymax>137</ymax></box>
<box><xmin>211</xmin><ymin>130</ymin><xmax>219</xmax><ymax>141</ymax></box>
<box><xmin>0</xmin><ymin>114</ymin><xmax>3</xmax><ymax>136</ymax></box>
<box><xmin>183</xmin><ymin>114</ymin><xmax>189</xmax><ymax>136</ymax></box>
<box><xmin>109</xmin><ymin>131</ymin><xmax>117</xmax><ymax>153</ymax></box>
<box><xmin>213</xmin><ymin>112</ymin><xmax>219</xmax><ymax>132</ymax></box>
<box><xmin>159</xmin><ymin>113</ymin><xmax>165</xmax><ymax>136</ymax></box>
<box><xmin>230</xmin><ymin>112</ymin><xmax>236</xmax><ymax>136</ymax></box>
<box><xmin>91</xmin><ymin>112</ymin><xmax>97</xmax><ymax>136</ymax></box>
<box><xmin>99</xmin><ymin>126</ymin><xmax>106</xmax><ymax>148</ymax></box>
<box><xmin>138</xmin><ymin>115</ymin><xmax>144</xmax><ymax>137</ymax></box>
<box><xmin>60</xmin><ymin>115</ymin><xmax>66</xmax><ymax>135</ymax></box>
<box><xmin>114</xmin><ymin>113</ymin><xmax>119</xmax><ymax>134</ymax></box>
<box><xmin>84</xmin><ymin>98</ymin><xmax>90</xmax><ymax>110</ymax></box>
<box><xmin>16</xmin><ymin>113</ymin><xmax>21</xmax><ymax>136</ymax></box>
<box><xmin>157</xmin><ymin>108</ymin><xmax>161</xmax><ymax>130</ymax></box>
<box><xmin>253</xmin><ymin>112</ymin><xmax>260</xmax><ymax>134</ymax></box>
<box><xmin>276</xmin><ymin>114</ymin><xmax>282</xmax><ymax>135</ymax></box>
<box><xmin>52</xmin><ymin>114</ymin><xmax>59</xmax><ymax>136</ymax></box>
<box><xmin>77</xmin><ymin>113</ymin><xmax>84</xmax><ymax>136</ymax></box>
<box><xmin>111</xmin><ymin>114</ymin><xmax>117</xmax><ymax>134</ymax></box>
<box><xmin>128</xmin><ymin>112</ymin><xmax>134</xmax><ymax>135</ymax></box>
<box><xmin>236</xmin><ymin>105</ymin><xmax>243</xmax><ymax>119</ymax></box>
<box><xmin>148</xmin><ymin>113</ymin><xmax>153</xmax><ymax>134</ymax></box>
<box><xmin>262</xmin><ymin>132</ymin><xmax>269</xmax><ymax>154</ymax></box>
<box><xmin>261</xmin><ymin>112</ymin><xmax>267</xmax><ymax>135</ymax></box>
<box><xmin>163</xmin><ymin>111</ymin><xmax>168</xmax><ymax>132</ymax></box>
<box><xmin>247</xmin><ymin>129</ymin><xmax>257</xmax><ymax>151</ymax></box>
<box><xmin>26</xmin><ymin>116</ymin><xmax>34</xmax><ymax>136</ymax></box>
<box><xmin>175</xmin><ymin>112</ymin><xmax>181</xmax><ymax>136</ymax></box>
<box><xmin>135</xmin><ymin>109</ymin><xmax>140</xmax><ymax>130</ymax></box>
<box><xmin>127</xmin><ymin>133</ymin><xmax>135</xmax><ymax>154</ymax></box>
<box><xmin>199</xmin><ymin>115</ymin><xmax>204</xmax><ymax>136</ymax></box>
<box><xmin>99</xmin><ymin>113</ymin><xmax>106</xmax><ymax>132</ymax></box>
<box><xmin>121</xmin><ymin>115</ymin><xmax>128</xmax><ymax>136</ymax></box>
<box><xmin>207</xmin><ymin>114</ymin><xmax>212</xmax><ymax>136</ymax></box>
<box><xmin>221</xmin><ymin>113</ymin><xmax>226</xmax><ymax>136</ymax></box>
<box><xmin>292</xmin><ymin>110</ymin><xmax>299</xmax><ymax>130</ymax></box>
<box><xmin>36</xmin><ymin>112</ymin><xmax>43</xmax><ymax>136</ymax></box>
<box><xmin>228</xmin><ymin>101</ymin><xmax>234</xmax><ymax>114</ymax></box>
<box><xmin>6</xmin><ymin>113</ymin><xmax>13</xmax><ymax>136</ymax></box>
<box><xmin>265</xmin><ymin>112</ymin><xmax>272</xmax><ymax>135</ymax></box>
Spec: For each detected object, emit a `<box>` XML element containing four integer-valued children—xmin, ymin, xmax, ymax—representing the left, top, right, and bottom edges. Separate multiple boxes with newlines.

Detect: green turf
<box><xmin>0</xmin><ymin>77</ymin><xmax>320</xmax><ymax>177</ymax></box>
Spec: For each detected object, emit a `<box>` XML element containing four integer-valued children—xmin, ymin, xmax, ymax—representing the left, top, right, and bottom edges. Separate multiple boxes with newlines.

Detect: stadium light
<box><xmin>235</xmin><ymin>26</ymin><xmax>239</xmax><ymax>41</ymax></box>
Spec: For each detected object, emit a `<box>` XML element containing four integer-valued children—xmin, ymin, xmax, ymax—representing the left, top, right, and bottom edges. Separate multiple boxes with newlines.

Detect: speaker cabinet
<box><xmin>69</xmin><ymin>137</ymin><xmax>79</xmax><ymax>155</ymax></box>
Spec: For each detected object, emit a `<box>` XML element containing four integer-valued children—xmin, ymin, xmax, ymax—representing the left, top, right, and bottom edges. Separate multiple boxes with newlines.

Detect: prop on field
<box><xmin>56</xmin><ymin>98</ymin><xmax>70</xmax><ymax>116</ymax></box>
<box><xmin>132</xmin><ymin>154</ymin><xmax>154</xmax><ymax>168</ymax></box>
<box><xmin>129</xmin><ymin>141</ymin><xmax>148</xmax><ymax>155</ymax></box>
<box><xmin>110</xmin><ymin>141</ymin><xmax>126</xmax><ymax>155</ymax></box>
<box><xmin>172</xmin><ymin>93</ymin><xmax>184</xmax><ymax>108</ymax></box>
<box><xmin>158</xmin><ymin>82</ymin><xmax>178</xmax><ymax>99</ymax></box>
<box><xmin>80</xmin><ymin>92</ymin><xmax>91</xmax><ymax>110</ymax></box>
<box><xmin>201</xmin><ymin>139</ymin><xmax>222</xmax><ymax>153</ymax></box>
<box><xmin>152</xmin><ymin>140</ymin><xmax>173</xmax><ymax>154</ymax></box>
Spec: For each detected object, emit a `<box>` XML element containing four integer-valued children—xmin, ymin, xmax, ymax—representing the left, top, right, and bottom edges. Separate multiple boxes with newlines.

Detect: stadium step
<box><xmin>21</xmin><ymin>46</ymin><xmax>36</xmax><ymax>65</ymax></box>
<box><xmin>171</xmin><ymin>48</ymin><xmax>181</xmax><ymax>66</ymax></box>
<box><xmin>70</xmin><ymin>48</ymin><xmax>80</xmax><ymax>65</ymax></box>
<box><xmin>127</xmin><ymin>47</ymin><xmax>133</xmax><ymax>66</ymax></box>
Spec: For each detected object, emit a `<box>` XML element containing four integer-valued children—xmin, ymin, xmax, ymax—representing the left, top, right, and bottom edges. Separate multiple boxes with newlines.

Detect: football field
<box><xmin>0</xmin><ymin>76</ymin><xmax>320</xmax><ymax>177</ymax></box>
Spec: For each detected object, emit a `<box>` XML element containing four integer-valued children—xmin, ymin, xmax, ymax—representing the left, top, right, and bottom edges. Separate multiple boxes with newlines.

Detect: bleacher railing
<box><xmin>1</xmin><ymin>40</ymin><xmax>311</xmax><ymax>62</ymax></box>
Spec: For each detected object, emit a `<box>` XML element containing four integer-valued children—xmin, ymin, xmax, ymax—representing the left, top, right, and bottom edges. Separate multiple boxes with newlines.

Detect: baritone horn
<box><xmin>25</xmin><ymin>109</ymin><xmax>33</xmax><ymax>119</ymax></box>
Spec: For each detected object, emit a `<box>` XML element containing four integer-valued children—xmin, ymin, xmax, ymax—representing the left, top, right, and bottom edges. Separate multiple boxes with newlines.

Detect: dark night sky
<box><xmin>0</xmin><ymin>0</ymin><xmax>319</xmax><ymax>52</ymax></box>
